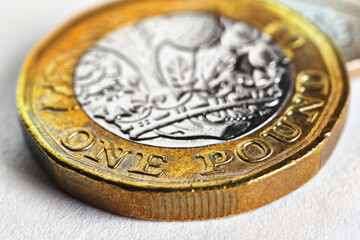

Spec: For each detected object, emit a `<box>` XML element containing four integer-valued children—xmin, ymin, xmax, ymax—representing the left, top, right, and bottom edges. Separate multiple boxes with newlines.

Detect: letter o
<box><xmin>236</xmin><ymin>139</ymin><xmax>273</xmax><ymax>163</ymax></box>
<box><xmin>61</xmin><ymin>128</ymin><xmax>95</xmax><ymax>151</ymax></box>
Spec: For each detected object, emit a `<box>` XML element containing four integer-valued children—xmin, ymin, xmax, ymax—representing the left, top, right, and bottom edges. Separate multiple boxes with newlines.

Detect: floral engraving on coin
<box><xmin>73</xmin><ymin>13</ymin><xmax>292</xmax><ymax>147</ymax></box>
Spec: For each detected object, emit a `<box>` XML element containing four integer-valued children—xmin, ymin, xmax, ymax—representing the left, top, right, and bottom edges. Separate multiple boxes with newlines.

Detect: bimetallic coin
<box><xmin>17</xmin><ymin>0</ymin><xmax>349</xmax><ymax>220</ymax></box>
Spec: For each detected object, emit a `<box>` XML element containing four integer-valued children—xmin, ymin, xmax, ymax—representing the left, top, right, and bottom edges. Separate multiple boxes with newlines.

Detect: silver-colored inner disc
<box><xmin>73</xmin><ymin>13</ymin><xmax>292</xmax><ymax>148</ymax></box>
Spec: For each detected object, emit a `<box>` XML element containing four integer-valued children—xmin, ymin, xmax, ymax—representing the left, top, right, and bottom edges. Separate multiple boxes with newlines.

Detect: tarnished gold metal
<box><xmin>17</xmin><ymin>0</ymin><xmax>349</xmax><ymax>220</ymax></box>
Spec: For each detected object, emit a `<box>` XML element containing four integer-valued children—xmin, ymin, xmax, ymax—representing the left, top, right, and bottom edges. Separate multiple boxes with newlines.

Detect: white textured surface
<box><xmin>0</xmin><ymin>1</ymin><xmax>359</xmax><ymax>239</ymax></box>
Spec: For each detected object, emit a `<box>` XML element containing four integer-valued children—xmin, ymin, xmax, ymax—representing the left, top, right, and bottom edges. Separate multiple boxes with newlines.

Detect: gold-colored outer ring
<box><xmin>17</xmin><ymin>0</ymin><xmax>349</xmax><ymax>220</ymax></box>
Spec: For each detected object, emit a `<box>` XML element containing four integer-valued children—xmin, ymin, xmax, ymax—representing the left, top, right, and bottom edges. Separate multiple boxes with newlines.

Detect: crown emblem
<box><xmin>74</xmin><ymin>13</ymin><xmax>290</xmax><ymax>143</ymax></box>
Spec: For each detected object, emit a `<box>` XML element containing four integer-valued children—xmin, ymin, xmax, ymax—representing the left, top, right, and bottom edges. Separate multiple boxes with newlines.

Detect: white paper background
<box><xmin>0</xmin><ymin>1</ymin><xmax>359</xmax><ymax>239</ymax></box>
